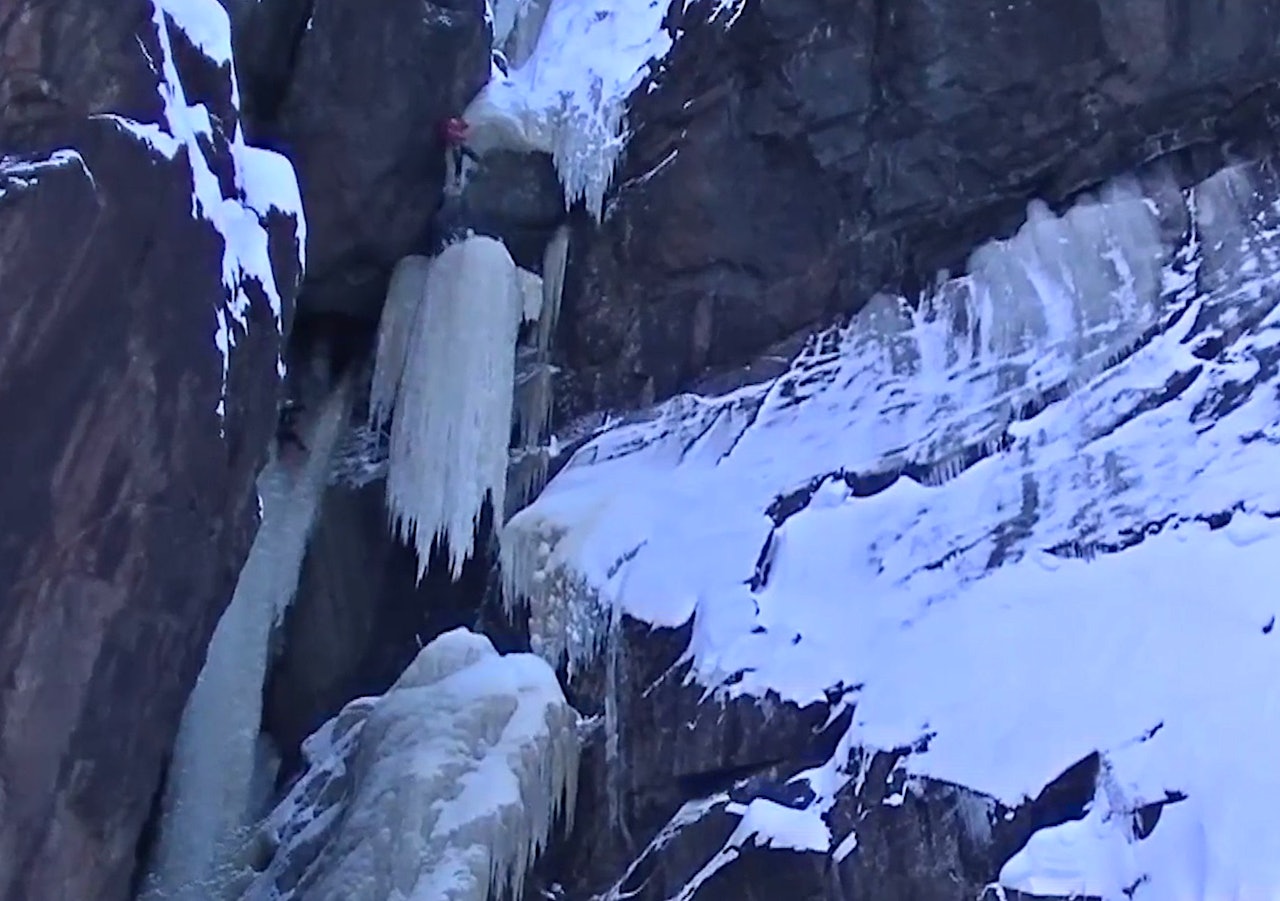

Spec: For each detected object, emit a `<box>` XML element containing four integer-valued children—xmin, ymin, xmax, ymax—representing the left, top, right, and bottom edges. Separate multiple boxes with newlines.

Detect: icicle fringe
<box><xmin>379</xmin><ymin>237</ymin><xmax>526</xmax><ymax>580</ymax></box>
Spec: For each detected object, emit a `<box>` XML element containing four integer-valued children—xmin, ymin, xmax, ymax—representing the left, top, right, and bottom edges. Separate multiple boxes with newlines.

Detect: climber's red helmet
<box><xmin>440</xmin><ymin>116</ymin><xmax>470</xmax><ymax>145</ymax></box>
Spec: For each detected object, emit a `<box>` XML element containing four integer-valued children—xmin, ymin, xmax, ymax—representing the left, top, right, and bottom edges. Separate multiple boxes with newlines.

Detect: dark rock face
<box><xmin>437</xmin><ymin>149</ymin><xmax>567</xmax><ymax>271</ymax></box>
<box><xmin>262</xmin><ymin>476</ymin><xmax>497</xmax><ymax>779</ymax></box>
<box><xmin>557</xmin><ymin>0</ymin><xmax>1280</xmax><ymax>416</ymax></box>
<box><xmin>261</xmin><ymin>0</ymin><xmax>490</xmax><ymax>319</ymax></box>
<box><xmin>0</xmin><ymin>3</ymin><xmax>301</xmax><ymax>899</ymax></box>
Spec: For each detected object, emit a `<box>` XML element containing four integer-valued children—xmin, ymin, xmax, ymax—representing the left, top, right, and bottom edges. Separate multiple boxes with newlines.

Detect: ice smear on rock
<box><xmin>243</xmin><ymin>628</ymin><xmax>580</xmax><ymax>901</ymax></box>
<box><xmin>502</xmin><ymin>158</ymin><xmax>1280</xmax><ymax>898</ymax></box>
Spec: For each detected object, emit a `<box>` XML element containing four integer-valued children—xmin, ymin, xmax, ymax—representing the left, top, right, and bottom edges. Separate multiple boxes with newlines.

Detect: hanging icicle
<box><xmin>380</xmin><ymin>235</ymin><xmax>526</xmax><ymax>580</ymax></box>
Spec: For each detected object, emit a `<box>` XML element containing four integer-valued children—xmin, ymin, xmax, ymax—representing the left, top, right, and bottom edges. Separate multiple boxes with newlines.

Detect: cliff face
<box><xmin>556</xmin><ymin>0</ymin><xmax>1280</xmax><ymax>416</ymax></box>
<box><xmin>0</xmin><ymin>3</ymin><xmax>302</xmax><ymax>899</ymax></box>
<box><xmin>5</xmin><ymin>1</ymin><xmax>1280</xmax><ymax>899</ymax></box>
<box><xmin>224</xmin><ymin>0</ymin><xmax>491</xmax><ymax>319</ymax></box>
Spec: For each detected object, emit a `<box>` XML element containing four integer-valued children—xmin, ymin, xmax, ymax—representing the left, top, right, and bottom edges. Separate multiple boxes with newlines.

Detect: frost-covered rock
<box><xmin>0</xmin><ymin>1</ymin><xmax>302</xmax><ymax>899</ymax></box>
<box><xmin>505</xmin><ymin>157</ymin><xmax>1280</xmax><ymax>898</ymax></box>
<box><xmin>244</xmin><ymin>628</ymin><xmax>579</xmax><ymax>901</ymax></box>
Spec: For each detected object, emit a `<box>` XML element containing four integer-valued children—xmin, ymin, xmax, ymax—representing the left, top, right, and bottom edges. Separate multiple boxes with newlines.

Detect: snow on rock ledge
<box><xmin>504</xmin><ymin>158</ymin><xmax>1280</xmax><ymax>898</ymax></box>
<box><xmin>243</xmin><ymin>628</ymin><xmax>579</xmax><ymax>901</ymax></box>
<box><xmin>465</xmin><ymin>0</ymin><xmax>746</xmax><ymax>218</ymax></box>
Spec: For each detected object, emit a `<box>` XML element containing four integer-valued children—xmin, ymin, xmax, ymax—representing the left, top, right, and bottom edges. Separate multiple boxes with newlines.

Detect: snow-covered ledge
<box><xmin>465</xmin><ymin>0</ymin><xmax>746</xmax><ymax>218</ymax></box>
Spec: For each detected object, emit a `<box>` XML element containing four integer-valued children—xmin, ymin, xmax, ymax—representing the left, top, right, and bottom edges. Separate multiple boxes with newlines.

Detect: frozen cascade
<box><xmin>488</xmin><ymin>0</ymin><xmax>551</xmax><ymax>69</ymax></box>
<box><xmin>373</xmin><ymin>236</ymin><xmax>539</xmax><ymax>579</ymax></box>
<box><xmin>141</xmin><ymin>377</ymin><xmax>354</xmax><ymax>901</ymax></box>
<box><xmin>508</xmin><ymin>224</ymin><xmax>570</xmax><ymax>514</ymax></box>
<box><xmin>241</xmin><ymin>628</ymin><xmax>580</xmax><ymax>901</ymax></box>
<box><xmin>368</xmin><ymin>255</ymin><xmax>431</xmax><ymax>432</ymax></box>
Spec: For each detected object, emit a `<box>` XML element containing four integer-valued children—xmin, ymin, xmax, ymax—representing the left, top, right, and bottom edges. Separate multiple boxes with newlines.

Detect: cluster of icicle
<box><xmin>241</xmin><ymin>628</ymin><xmax>580</xmax><ymax>901</ymax></box>
<box><xmin>501</xmin><ymin>515</ymin><xmax>612</xmax><ymax>677</ymax></box>
<box><xmin>370</xmin><ymin>235</ymin><xmax>533</xmax><ymax>579</ymax></box>
<box><xmin>508</xmin><ymin>225</ymin><xmax>569</xmax><ymax>516</ymax></box>
<box><xmin>141</xmin><ymin>372</ymin><xmax>354</xmax><ymax>901</ymax></box>
<box><xmin>465</xmin><ymin>0</ymin><xmax>627</xmax><ymax>222</ymax></box>
<box><xmin>785</xmin><ymin>178</ymin><xmax>1174</xmax><ymax>488</ymax></box>
<box><xmin>369</xmin><ymin>230</ymin><xmax>566</xmax><ymax>579</ymax></box>
<box><xmin>498</xmin><ymin>173</ymin><xmax>1194</xmax><ymax>674</ymax></box>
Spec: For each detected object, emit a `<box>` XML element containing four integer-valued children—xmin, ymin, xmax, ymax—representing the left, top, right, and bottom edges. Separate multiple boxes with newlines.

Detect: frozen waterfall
<box><xmin>370</xmin><ymin>235</ymin><xmax>543</xmax><ymax>580</ymax></box>
<box><xmin>241</xmin><ymin>628</ymin><xmax>580</xmax><ymax>901</ymax></box>
<box><xmin>141</xmin><ymin>377</ymin><xmax>354</xmax><ymax>901</ymax></box>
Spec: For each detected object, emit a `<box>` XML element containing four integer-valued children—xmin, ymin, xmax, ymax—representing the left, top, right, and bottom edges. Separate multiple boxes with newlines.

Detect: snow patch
<box><xmin>244</xmin><ymin>628</ymin><xmax>580</xmax><ymax>901</ymax></box>
<box><xmin>0</xmin><ymin>149</ymin><xmax>93</xmax><ymax>198</ymax></box>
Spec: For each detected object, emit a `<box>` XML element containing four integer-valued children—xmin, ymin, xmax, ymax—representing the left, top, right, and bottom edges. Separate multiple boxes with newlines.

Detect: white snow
<box><xmin>0</xmin><ymin>149</ymin><xmax>93</xmax><ymax>198</ymax></box>
<box><xmin>98</xmin><ymin>0</ymin><xmax>304</xmax><ymax>424</ymax></box>
<box><xmin>464</xmin><ymin>0</ymin><xmax>745</xmax><ymax>218</ymax></box>
<box><xmin>244</xmin><ymin>628</ymin><xmax>579</xmax><ymax>901</ymax></box>
<box><xmin>373</xmin><ymin>237</ymin><xmax>529</xmax><ymax>579</ymax></box>
<box><xmin>141</xmin><ymin>378</ymin><xmax>353</xmax><ymax>900</ymax></box>
<box><xmin>502</xmin><ymin>159</ymin><xmax>1280</xmax><ymax>898</ymax></box>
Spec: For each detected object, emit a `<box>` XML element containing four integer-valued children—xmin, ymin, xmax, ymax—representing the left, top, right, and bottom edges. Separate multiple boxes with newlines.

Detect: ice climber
<box><xmin>440</xmin><ymin>116</ymin><xmax>480</xmax><ymax>192</ymax></box>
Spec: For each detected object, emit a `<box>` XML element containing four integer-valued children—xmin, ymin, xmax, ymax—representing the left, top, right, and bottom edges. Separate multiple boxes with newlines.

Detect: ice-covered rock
<box><xmin>464</xmin><ymin>0</ymin><xmax>745</xmax><ymax>218</ymax></box>
<box><xmin>243</xmin><ymin>628</ymin><xmax>579</xmax><ymax>901</ymax></box>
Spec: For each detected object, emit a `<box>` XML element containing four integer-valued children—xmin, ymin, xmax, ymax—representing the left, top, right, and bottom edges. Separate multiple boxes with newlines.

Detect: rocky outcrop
<box><xmin>557</xmin><ymin>0</ymin><xmax>1280</xmax><ymax>416</ymax></box>
<box><xmin>249</xmin><ymin>0</ymin><xmax>491</xmax><ymax>319</ymax></box>
<box><xmin>0</xmin><ymin>3</ymin><xmax>302</xmax><ymax>899</ymax></box>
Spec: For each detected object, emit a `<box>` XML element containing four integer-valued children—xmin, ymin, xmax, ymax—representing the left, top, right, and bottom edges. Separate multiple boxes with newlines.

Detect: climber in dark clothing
<box><xmin>440</xmin><ymin>116</ymin><xmax>480</xmax><ymax>192</ymax></box>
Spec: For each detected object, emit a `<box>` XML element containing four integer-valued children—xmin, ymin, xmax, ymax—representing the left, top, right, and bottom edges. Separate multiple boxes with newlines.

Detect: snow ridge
<box><xmin>502</xmin><ymin>157</ymin><xmax>1280</xmax><ymax>898</ymax></box>
<box><xmin>99</xmin><ymin>0</ymin><xmax>304</xmax><ymax>426</ymax></box>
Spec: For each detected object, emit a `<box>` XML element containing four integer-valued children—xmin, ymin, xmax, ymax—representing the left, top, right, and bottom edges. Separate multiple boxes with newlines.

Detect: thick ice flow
<box><xmin>141</xmin><ymin>380</ymin><xmax>353</xmax><ymax>900</ymax></box>
<box><xmin>243</xmin><ymin>628</ymin><xmax>580</xmax><ymax>901</ymax></box>
<box><xmin>378</xmin><ymin>237</ymin><xmax>527</xmax><ymax>579</ymax></box>
<box><xmin>501</xmin><ymin>158</ymin><xmax>1280</xmax><ymax>898</ymax></box>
